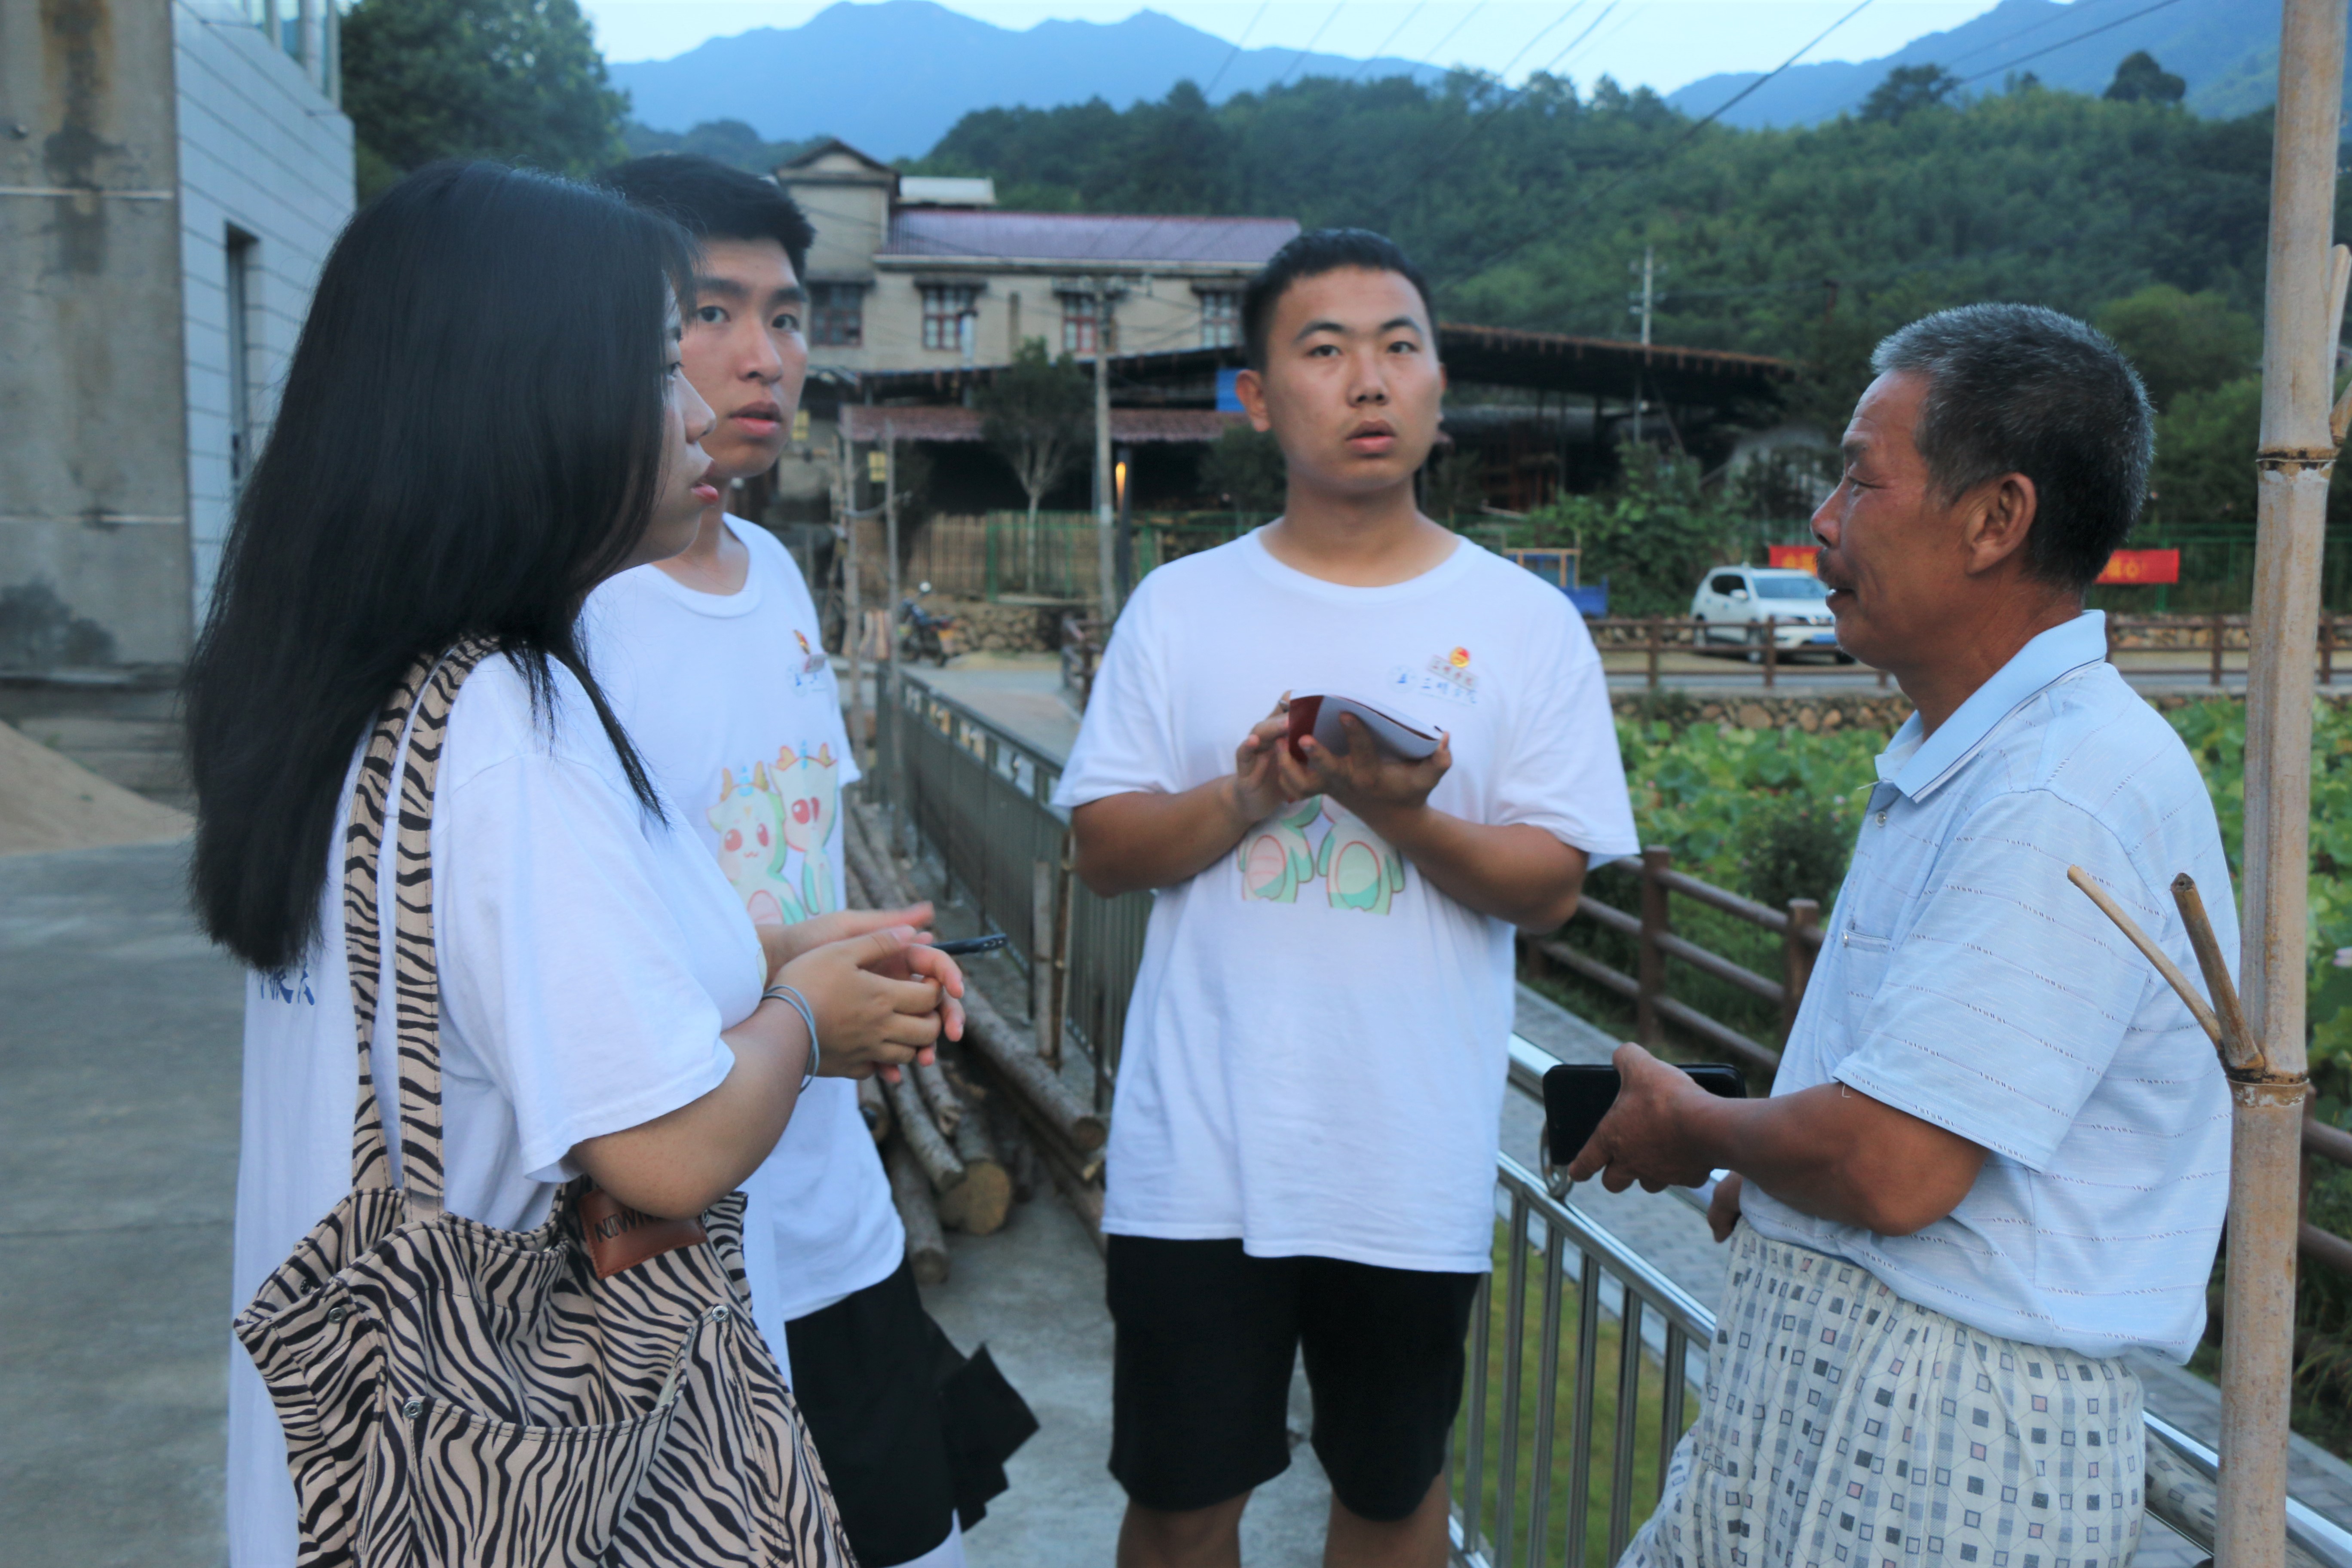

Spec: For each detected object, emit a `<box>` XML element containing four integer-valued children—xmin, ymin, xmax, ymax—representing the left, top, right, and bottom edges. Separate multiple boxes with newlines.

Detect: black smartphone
<box><xmin>1541</xmin><ymin>1062</ymin><xmax>1748</xmax><ymax>1173</ymax></box>
<box><xmin>931</xmin><ymin>933</ymin><xmax>1008</xmax><ymax>956</ymax></box>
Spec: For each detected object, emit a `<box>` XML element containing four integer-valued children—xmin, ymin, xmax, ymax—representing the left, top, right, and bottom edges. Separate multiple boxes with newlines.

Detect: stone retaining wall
<box><xmin>1613</xmin><ymin>684</ymin><xmax>2345</xmax><ymax>737</ymax></box>
<box><xmin>933</xmin><ymin>599</ymin><xmax>1060</xmax><ymax>655</ymax></box>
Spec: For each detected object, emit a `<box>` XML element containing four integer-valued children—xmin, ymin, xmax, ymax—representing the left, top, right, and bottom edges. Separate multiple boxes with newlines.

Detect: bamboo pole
<box><xmin>2230</xmin><ymin>1</ymin><xmax>2343</xmax><ymax>1556</ymax></box>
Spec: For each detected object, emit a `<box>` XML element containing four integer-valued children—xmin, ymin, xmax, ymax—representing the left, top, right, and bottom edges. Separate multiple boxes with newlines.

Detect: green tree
<box><xmin>1526</xmin><ymin>445</ymin><xmax>1736</xmax><ymax>615</ymax></box>
<box><xmin>1198</xmin><ymin>424</ymin><xmax>1287</xmax><ymax>515</ymax></box>
<box><xmin>342</xmin><ymin>0</ymin><xmax>628</xmax><ymax>197</ymax></box>
<box><xmin>621</xmin><ymin>118</ymin><xmax>815</xmax><ymax>174</ymax></box>
<box><xmin>977</xmin><ymin>339</ymin><xmax>1091</xmax><ymax>530</ymax></box>
<box><xmin>1858</xmin><ymin>64</ymin><xmax>1960</xmax><ymax>124</ymax></box>
<box><xmin>2094</xmin><ymin>285</ymin><xmax>2261</xmax><ymax>412</ymax></box>
<box><xmin>2104</xmin><ymin>51</ymin><xmax>2187</xmax><ymax>104</ymax></box>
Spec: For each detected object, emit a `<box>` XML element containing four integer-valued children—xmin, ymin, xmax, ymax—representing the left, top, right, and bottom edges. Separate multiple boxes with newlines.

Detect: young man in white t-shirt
<box><xmin>590</xmin><ymin>156</ymin><xmax>983</xmax><ymax>1568</ymax></box>
<box><xmin>1053</xmin><ymin>230</ymin><xmax>1639</xmax><ymax>1567</ymax></box>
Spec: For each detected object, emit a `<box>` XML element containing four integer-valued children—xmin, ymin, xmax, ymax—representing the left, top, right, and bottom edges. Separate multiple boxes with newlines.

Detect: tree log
<box><xmin>885</xmin><ymin>1071</ymin><xmax>966</xmax><ymax>1196</ymax></box>
<box><xmin>914</xmin><ymin>1060</ymin><xmax>964</xmax><ymax>1135</ymax></box>
<box><xmin>856</xmin><ymin>1074</ymin><xmax>892</xmax><ymax>1145</ymax></box>
<box><xmin>984</xmin><ymin>1093</ymin><xmax>1042</xmax><ymax>1205</ymax></box>
<box><xmin>845</xmin><ymin>804</ymin><xmax>917</xmax><ymax>910</ymax></box>
<box><xmin>884</xmin><ymin>1138</ymin><xmax>950</xmax><ymax>1285</ymax></box>
<box><xmin>959</xmin><ymin>985</ymin><xmax>1107</xmax><ymax>1153</ymax></box>
<box><xmin>937</xmin><ymin>1109</ymin><xmax>1012</xmax><ymax>1236</ymax></box>
<box><xmin>1028</xmin><ymin>1118</ymin><xmax>1106</xmax><ymax>1256</ymax></box>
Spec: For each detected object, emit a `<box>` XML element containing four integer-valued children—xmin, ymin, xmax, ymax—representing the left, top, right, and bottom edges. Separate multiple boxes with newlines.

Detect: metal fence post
<box><xmin>1646</xmin><ymin>616</ymin><xmax>1662</xmax><ymax>691</ymax></box>
<box><xmin>1762</xmin><ymin>616</ymin><xmax>1778</xmax><ymax>688</ymax></box>
<box><xmin>2212</xmin><ymin>610</ymin><xmax>2227</xmax><ymax>687</ymax></box>
<box><xmin>2324</xmin><ymin>616</ymin><xmax>2336</xmax><ymax>687</ymax></box>
<box><xmin>1637</xmin><ymin>847</ymin><xmax>1670</xmax><ymax>1048</ymax></box>
<box><xmin>1781</xmin><ymin>898</ymin><xmax>1819</xmax><ymax>1047</ymax></box>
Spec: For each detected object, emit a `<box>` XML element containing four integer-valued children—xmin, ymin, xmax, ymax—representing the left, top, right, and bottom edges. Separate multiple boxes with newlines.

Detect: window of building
<box><xmin>810</xmin><ymin>283</ymin><xmax>864</xmax><ymax>347</ymax></box>
<box><xmin>921</xmin><ymin>284</ymin><xmax>979</xmax><ymax>351</ymax></box>
<box><xmin>1062</xmin><ymin>292</ymin><xmax>1103</xmax><ymax>355</ymax></box>
<box><xmin>1199</xmin><ymin>291</ymin><xmax>1241</xmax><ymax>349</ymax></box>
<box><xmin>225</xmin><ymin>229</ymin><xmax>259</xmax><ymax>486</ymax></box>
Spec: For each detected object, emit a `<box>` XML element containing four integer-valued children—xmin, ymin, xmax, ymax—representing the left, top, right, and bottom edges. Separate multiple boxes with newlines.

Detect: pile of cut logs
<box><xmin>841</xmin><ymin>802</ymin><xmax>1106</xmax><ymax>1283</ymax></box>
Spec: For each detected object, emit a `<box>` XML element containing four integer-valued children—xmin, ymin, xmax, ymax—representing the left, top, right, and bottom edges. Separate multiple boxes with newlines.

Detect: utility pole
<box><xmin>2223</xmin><ymin>0</ymin><xmax>2344</xmax><ymax>1559</ymax></box>
<box><xmin>1629</xmin><ymin>245</ymin><xmax>1657</xmax><ymax>444</ymax></box>
<box><xmin>883</xmin><ymin>429</ymin><xmax>900</xmax><ymax>782</ymax></box>
<box><xmin>1093</xmin><ymin>275</ymin><xmax>1118</xmax><ymax>621</ymax></box>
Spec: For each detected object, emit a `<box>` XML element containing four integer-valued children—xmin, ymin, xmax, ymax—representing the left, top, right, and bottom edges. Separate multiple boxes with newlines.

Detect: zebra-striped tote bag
<box><xmin>233</xmin><ymin>642</ymin><xmax>856</xmax><ymax>1567</ymax></box>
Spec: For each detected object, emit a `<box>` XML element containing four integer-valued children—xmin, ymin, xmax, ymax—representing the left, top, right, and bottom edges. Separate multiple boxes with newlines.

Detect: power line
<box><xmin>1348</xmin><ymin>0</ymin><xmax>1430</xmax><ymax>81</ymax></box>
<box><xmin>1487</xmin><ymin>2</ymin><xmax>1586</xmax><ymax>83</ymax></box>
<box><xmin>1202</xmin><ymin>0</ymin><xmax>1273</xmax><ymax>98</ymax></box>
<box><xmin>1274</xmin><ymin>2</ymin><xmax>1351</xmax><ymax>88</ymax></box>
<box><xmin>1956</xmin><ymin>0</ymin><xmax>2189</xmax><ymax>85</ymax></box>
<box><xmin>1435</xmin><ymin>1</ymin><xmax>1615</xmax><ymax>162</ymax></box>
<box><xmin>1413</xmin><ymin>1</ymin><xmax>1491</xmax><ymax>75</ymax></box>
<box><xmin>1935</xmin><ymin>0</ymin><xmax>2129</xmax><ymax>71</ymax></box>
<box><xmin>1460</xmin><ymin>0</ymin><xmax>1877</xmax><ymax>278</ymax></box>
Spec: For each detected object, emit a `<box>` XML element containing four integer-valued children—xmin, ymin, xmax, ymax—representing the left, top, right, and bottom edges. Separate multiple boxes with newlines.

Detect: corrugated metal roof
<box><xmin>842</xmin><ymin>405</ymin><xmax>1245</xmax><ymax>444</ymax></box>
<box><xmin>881</xmin><ymin>209</ymin><xmax>1299</xmax><ymax>266</ymax></box>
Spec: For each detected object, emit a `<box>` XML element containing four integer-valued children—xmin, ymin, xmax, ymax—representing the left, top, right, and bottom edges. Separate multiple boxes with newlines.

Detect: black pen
<box><xmin>930</xmin><ymin>933</ymin><xmax>1008</xmax><ymax>956</ymax></box>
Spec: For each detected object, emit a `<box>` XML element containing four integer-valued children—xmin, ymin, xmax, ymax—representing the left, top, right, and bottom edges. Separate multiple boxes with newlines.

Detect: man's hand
<box><xmin>757</xmin><ymin>903</ymin><xmax>935</xmax><ymax>979</ymax></box>
<box><xmin>1277</xmin><ymin>711</ymin><xmax>1450</xmax><ymax>820</ymax></box>
<box><xmin>1707</xmin><ymin>1172</ymin><xmax>1743</xmax><ymax>1243</ymax></box>
<box><xmin>1072</xmin><ymin>696</ymin><xmax>1306</xmax><ymax>897</ymax></box>
<box><xmin>1230</xmin><ymin>698</ymin><xmax>1297</xmax><ymax>824</ymax></box>
<box><xmin>1565</xmin><ymin>1043</ymin><xmax>1722</xmax><ymax>1193</ymax></box>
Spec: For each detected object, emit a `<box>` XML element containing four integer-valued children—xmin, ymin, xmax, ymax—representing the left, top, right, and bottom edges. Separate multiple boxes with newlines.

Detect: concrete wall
<box><xmin>0</xmin><ymin>0</ymin><xmax>192</xmax><ymax>669</ymax></box>
<box><xmin>172</xmin><ymin>0</ymin><xmax>352</xmax><ymax>625</ymax></box>
<box><xmin>0</xmin><ymin>0</ymin><xmax>348</xmax><ymax>673</ymax></box>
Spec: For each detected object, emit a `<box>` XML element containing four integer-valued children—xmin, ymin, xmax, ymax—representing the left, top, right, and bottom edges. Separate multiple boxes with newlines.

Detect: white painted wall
<box><xmin>172</xmin><ymin>0</ymin><xmax>352</xmax><ymax>624</ymax></box>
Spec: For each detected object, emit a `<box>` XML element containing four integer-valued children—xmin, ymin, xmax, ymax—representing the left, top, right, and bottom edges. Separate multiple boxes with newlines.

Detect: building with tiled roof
<box><xmin>777</xmin><ymin>140</ymin><xmax>1297</xmax><ymax>377</ymax></box>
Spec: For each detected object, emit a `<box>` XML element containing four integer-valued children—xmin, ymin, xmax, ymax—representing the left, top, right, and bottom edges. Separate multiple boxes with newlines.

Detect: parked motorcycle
<box><xmin>896</xmin><ymin>583</ymin><xmax>957</xmax><ymax>666</ymax></box>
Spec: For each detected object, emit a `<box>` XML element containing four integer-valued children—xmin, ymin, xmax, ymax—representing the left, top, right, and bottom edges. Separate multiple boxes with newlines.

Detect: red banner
<box><xmin>1767</xmin><ymin>545</ymin><xmax>1820</xmax><ymax>573</ymax></box>
<box><xmin>2095</xmin><ymin>549</ymin><xmax>2180</xmax><ymax>585</ymax></box>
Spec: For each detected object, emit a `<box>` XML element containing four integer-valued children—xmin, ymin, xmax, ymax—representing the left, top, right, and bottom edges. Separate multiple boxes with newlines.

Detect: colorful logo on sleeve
<box><xmin>1235</xmin><ymin>794</ymin><xmax>1406</xmax><ymax>914</ymax></box>
<box><xmin>706</xmin><ymin>743</ymin><xmax>840</xmax><ymax>925</ymax></box>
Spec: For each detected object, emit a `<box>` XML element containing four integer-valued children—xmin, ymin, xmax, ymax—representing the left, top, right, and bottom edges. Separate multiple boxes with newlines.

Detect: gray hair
<box><xmin>1871</xmin><ymin>304</ymin><xmax>2153</xmax><ymax>591</ymax></box>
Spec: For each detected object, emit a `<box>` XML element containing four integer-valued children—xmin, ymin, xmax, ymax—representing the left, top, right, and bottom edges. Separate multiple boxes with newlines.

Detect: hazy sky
<box><xmin>579</xmin><ymin>0</ymin><xmax>2011</xmax><ymax>100</ymax></box>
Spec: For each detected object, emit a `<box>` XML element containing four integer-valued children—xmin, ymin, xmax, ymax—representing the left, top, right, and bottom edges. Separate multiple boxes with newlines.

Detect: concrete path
<box><xmin>0</xmin><ymin>840</ymin><xmax>241</xmax><ymax>1568</ymax></box>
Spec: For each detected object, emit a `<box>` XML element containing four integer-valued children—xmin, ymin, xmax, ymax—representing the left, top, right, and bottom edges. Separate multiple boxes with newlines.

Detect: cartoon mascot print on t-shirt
<box><xmin>706</xmin><ymin>742</ymin><xmax>841</xmax><ymax>925</ymax></box>
<box><xmin>1236</xmin><ymin>794</ymin><xmax>1405</xmax><ymax>913</ymax></box>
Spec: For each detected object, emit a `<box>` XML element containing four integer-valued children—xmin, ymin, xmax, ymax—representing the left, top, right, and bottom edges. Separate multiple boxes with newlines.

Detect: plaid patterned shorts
<box><xmin>1624</xmin><ymin>1223</ymin><xmax>2144</xmax><ymax>1568</ymax></box>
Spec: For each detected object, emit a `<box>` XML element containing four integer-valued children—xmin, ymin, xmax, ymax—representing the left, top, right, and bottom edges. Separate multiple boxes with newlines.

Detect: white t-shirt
<box><xmin>585</xmin><ymin>518</ymin><xmax>904</xmax><ymax>1324</ymax></box>
<box><xmin>226</xmin><ymin>653</ymin><xmax>768</xmax><ymax>1568</ymax></box>
<box><xmin>1052</xmin><ymin>527</ymin><xmax>1639</xmax><ymax>1273</ymax></box>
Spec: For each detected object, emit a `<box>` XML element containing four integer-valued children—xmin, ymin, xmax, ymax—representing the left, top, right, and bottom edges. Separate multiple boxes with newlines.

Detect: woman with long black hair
<box><xmin>189</xmin><ymin>162</ymin><xmax>956</xmax><ymax>1566</ymax></box>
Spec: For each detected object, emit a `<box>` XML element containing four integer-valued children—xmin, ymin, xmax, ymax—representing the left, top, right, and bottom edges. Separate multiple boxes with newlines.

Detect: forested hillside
<box><xmin>912</xmin><ymin>66</ymin><xmax>2352</xmax><ymax>565</ymax></box>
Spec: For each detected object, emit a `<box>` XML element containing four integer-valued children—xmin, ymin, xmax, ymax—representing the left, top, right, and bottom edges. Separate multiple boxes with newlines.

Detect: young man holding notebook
<box><xmin>1054</xmin><ymin>229</ymin><xmax>1639</xmax><ymax>1568</ymax></box>
<box><xmin>590</xmin><ymin>156</ymin><xmax>998</xmax><ymax>1568</ymax></box>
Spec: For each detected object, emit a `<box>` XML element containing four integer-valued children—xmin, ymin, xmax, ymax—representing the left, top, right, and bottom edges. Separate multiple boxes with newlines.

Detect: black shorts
<box><xmin>1105</xmin><ymin>1236</ymin><xmax>1483</xmax><ymax>1522</ymax></box>
<box><xmin>786</xmin><ymin>1262</ymin><xmax>961</xmax><ymax>1566</ymax></box>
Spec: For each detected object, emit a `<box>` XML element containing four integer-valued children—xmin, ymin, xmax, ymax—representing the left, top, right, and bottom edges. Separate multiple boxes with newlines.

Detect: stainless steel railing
<box><xmin>1467</xmin><ymin>1037</ymin><xmax>2352</xmax><ymax>1568</ymax></box>
<box><xmin>863</xmin><ymin>665</ymin><xmax>2352</xmax><ymax>1568</ymax></box>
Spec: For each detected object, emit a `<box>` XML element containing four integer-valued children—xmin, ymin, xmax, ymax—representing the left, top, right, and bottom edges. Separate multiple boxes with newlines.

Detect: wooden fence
<box><xmin>1524</xmin><ymin>847</ymin><xmax>2352</xmax><ymax>1276</ymax></box>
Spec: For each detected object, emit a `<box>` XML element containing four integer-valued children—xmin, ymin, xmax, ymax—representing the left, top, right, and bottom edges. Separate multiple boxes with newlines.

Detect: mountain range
<box><xmin>610</xmin><ymin>1</ymin><xmax>1442</xmax><ymax>160</ymax></box>
<box><xmin>1663</xmin><ymin>0</ymin><xmax>2341</xmax><ymax>127</ymax></box>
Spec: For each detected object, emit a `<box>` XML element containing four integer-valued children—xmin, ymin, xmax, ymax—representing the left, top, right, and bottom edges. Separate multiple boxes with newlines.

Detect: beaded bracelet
<box><xmin>761</xmin><ymin>983</ymin><xmax>820</xmax><ymax>1089</ymax></box>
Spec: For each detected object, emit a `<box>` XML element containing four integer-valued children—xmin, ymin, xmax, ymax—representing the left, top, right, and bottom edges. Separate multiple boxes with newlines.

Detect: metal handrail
<box><xmin>868</xmin><ymin>669</ymin><xmax>2352</xmax><ymax>1567</ymax></box>
<box><xmin>1466</xmin><ymin>1037</ymin><xmax>2352</xmax><ymax>1568</ymax></box>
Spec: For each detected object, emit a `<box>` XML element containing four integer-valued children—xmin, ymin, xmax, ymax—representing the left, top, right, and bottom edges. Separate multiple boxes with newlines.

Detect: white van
<box><xmin>1689</xmin><ymin>566</ymin><xmax>1847</xmax><ymax>661</ymax></box>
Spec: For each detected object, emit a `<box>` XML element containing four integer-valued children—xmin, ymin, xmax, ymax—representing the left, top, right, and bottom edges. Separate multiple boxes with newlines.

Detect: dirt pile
<box><xmin>0</xmin><ymin>719</ymin><xmax>190</xmax><ymax>856</ymax></box>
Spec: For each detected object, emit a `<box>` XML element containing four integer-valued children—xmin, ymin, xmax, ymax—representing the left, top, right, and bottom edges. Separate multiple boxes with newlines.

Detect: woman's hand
<box><xmin>756</xmin><ymin>903</ymin><xmax>935</xmax><ymax>979</ymax></box>
<box><xmin>776</xmin><ymin>925</ymin><xmax>965</xmax><ymax>1083</ymax></box>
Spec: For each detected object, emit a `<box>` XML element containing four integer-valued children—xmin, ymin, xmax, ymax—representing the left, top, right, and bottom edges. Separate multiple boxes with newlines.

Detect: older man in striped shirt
<box><xmin>1572</xmin><ymin>304</ymin><xmax>2234</xmax><ymax>1568</ymax></box>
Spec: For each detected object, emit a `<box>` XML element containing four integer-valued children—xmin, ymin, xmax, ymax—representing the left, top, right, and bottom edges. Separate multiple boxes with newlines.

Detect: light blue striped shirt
<box><xmin>1740</xmin><ymin>611</ymin><xmax>2235</xmax><ymax>1361</ymax></box>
